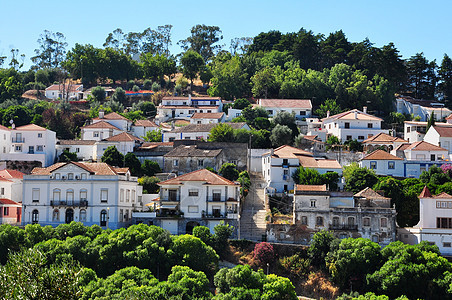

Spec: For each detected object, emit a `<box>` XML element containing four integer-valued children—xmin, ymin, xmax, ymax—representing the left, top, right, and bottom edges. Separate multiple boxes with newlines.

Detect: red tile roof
<box><xmin>405</xmin><ymin>141</ymin><xmax>447</xmax><ymax>152</ymax></box>
<box><xmin>354</xmin><ymin>187</ymin><xmax>390</xmax><ymax>200</ymax></box>
<box><xmin>94</xmin><ymin>112</ymin><xmax>130</xmax><ymax>121</ymax></box>
<box><xmin>432</xmin><ymin>126</ymin><xmax>452</xmax><ymax>138</ymax></box>
<box><xmin>32</xmin><ymin>162</ymin><xmax>119</xmax><ymax>175</ymax></box>
<box><xmin>82</xmin><ymin>121</ymin><xmax>122</xmax><ymax>130</ymax></box>
<box><xmin>362</xmin><ymin>132</ymin><xmax>407</xmax><ymax>144</ymax></box>
<box><xmin>45</xmin><ymin>84</ymin><xmax>82</xmax><ymax>92</ymax></box>
<box><xmin>105</xmin><ymin>132</ymin><xmax>143</xmax><ymax>142</ymax></box>
<box><xmin>0</xmin><ymin>169</ymin><xmax>24</xmax><ymax>179</ymax></box>
<box><xmin>134</xmin><ymin>120</ymin><xmax>158</xmax><ymax>127</ymax></box>
<box><xmin>0</xmin><ymin>198</ymin><xmax>21</xmax><ymax>206</ymax></box>
<box><xmin>322</xmin><ymin>109</ymin><xmax>382</xmax><ymax>122</ymax></box>
<box><xmin>295</xmin><ymin>184</ymin><xmax>327</xmax><ymax>192</ymax></box>
<box><xmin>15</xmin><ymin>124</ymin><xmax>47</xmax><ymax>131</ymax></box>
<box><xmin>0</xmin><ymin>124</ymin><xmax>10</xmax><ymax>131</ymax></box>
<box><xmin>191</xmin><ymin>112</ymin><xmax>224</xmax><ymax>119</ymax></box>
<box><xmin>159</xmin><ymin>169</ymin><xmax>236</xmax><ymax>186</ymax></box>
<box><xmin>361</xmin><ymin>150</ymin><xmax>402</xmax><ymax>160</ymax></box>
<box><xmin>419</xmin><ymin>186</ymin><xmax>432</xmax><ymax>198</ymax></box>
<box><xmin>258</xmin><ymin>99</ymin><xmax>312</xmax><ymax>109</ymax></box>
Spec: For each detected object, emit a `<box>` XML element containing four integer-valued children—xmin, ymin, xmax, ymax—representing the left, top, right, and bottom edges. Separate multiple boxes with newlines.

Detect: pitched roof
<box><xmin>159</xmin><ymin>169</ymin><xmax>236</xmax><ymax>186</ymax></box>
<box><xmin>113</xmin><ymin>167</ymin><xmax>129</xmax><ymax>175</ymax></box>
<box><xmin>0</xmin><ymin>169</ymin><xmax>24</xmax><ymax>180</ymax></box>
<box><xmin>162</xmin><ymin>96</ymin><xmax>221</xmax><ymax>100</ymax></box>
<box><xmin>94</xmin><ymin>112</ymin><xmax>130</xmax><ymax>121</ymax></box>
<box><xmin>0</xmin><ymin>124</ymin><xmax>10</xmax><ymax>131</ymax></box>
<box><xmin>82</xmin><ymin>121</ymin><xmax>122</xmax><ymax>130</ymax></box>
<box><xmin>295</xmin><ymin>184</ymin><xmax>327</xmax><ymax>192</ymax></box>
<box><xmin>0</xmin><ymin>198</ymin><xmax>21</xmax><ymax>206</ymax></box>
<box><xmin>164</xmin><ymin>145</ymin><xmax>222</xmax><ymax>157</ymax></box>
<box><xmin>361</xmin><ymin>150</ymin><xmax>402</xmax><ymax>160</ymax></box>
<box><xmin>191</xmin><ymin>112</ymin><xmax>224</xmax><ymax>119</ymax></box>
<box><xmin>446</xmin><ymin>114</ymin><xmax>452</xmax><ymax>120</ymax></box>
<box><xmin>57</xmin><ymin>140</ymin><xmax>97</xmax><ymax>145</ymax></box>
<box><xmin>105</xmin><ymin>132</ymin><xmax>143</xmax><ymax>142</ymax></box>
<box><xmin>45</xmin><ymin>84</ymin><xmax>82</xmax><ymax>92</ymax></box>
<box><xmin>362</xmin><ymin>132</ymin><xmax>407</xmax><ymax>144</ymax></box>
<box><xmin>15</xmin><ymin>124</ymin><xmax>47</xmax><ymax>131</ymax></box>
<box><xmin>354</xmin><ymin>187</ymin><xmax>390</xmax><ymax>200</ymax></box>
<box><xmin>303</xmin><ymin>135</ymin><xmax>323</xmax><ymax>142</ymax></box>
<box><xmin>139</xmin><ymin>142</ymin><xmax>174</xmax><ymax>150</ymax></box>
<box><xmin>322</xmin><ymin>109</ymin><xmax>382</xmax><ymax>122</ymax></box>
<box><xmin>404</xmin><ymin>141</ymin><xmax>447</xmax><ymax>152</ymax></box>
<box><xmin>393</xmin><ymin>143</ymin><xmax>411</xmax><ymax>152</ymax></box>
<box><xmin>271</xmin><ymin>145</ymin><xmax>313</xmax><ymax>159</ymax></box>
<box><xmin>419</xmin><ymin>186</ymin><xmax>432</xmax><ymax>198</ymax></box>
<box><xmin>431</xmin><ymin>126</ymin><xmax>452</xmax><ymax>138</ymax></box>
<box><xmin>269</xmin><ymin>145</ymin><xmax>342</xmax><ymax>169</ymax></box>
<box><xmin>258</xmin><ymin>99</ymin><xmax>312</xmax><ymax>109</ymax></box>
<box><xmin>134</xmin><ymin>119</ymin><xmax>158</xmax><ymax>127</ymax></box>
<box><xmin>172</xmin><ymin>123</ymin><xmax>248</xmax><ymax>133</ymax></box>
<box><xmin>31</xmin><ymin>162</ymin><xmax>118</xmax><ymax>175</ymax></box>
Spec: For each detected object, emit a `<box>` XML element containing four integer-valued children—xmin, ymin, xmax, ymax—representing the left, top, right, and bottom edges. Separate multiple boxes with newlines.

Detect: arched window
<box><xmin>332</xmin><ymin>216</ymin><xmax>340</xmax><ymax>226</ymax></box>
<box><xmin>32</xmin><ymin>210</ymin><xmax>39</xmax><ymax>224</ymax></box>
<box><xmin>347</xmin><ymin>217</ymin><xmax>355</xmax><ymax>226</ymax></box>
<box><xmin>380</xmin><ymin>218</ymin><xmax>388</xmax><ymax>228</ymax></box>
<box><xmin>53</xmin><ymin>189</ymin><xmax>61</xmax><ymax>202</ymax></box>
<box><xmin>80</xmin><ymin>189</ymin><xmax>87</xmax><ymax>201</ymax></box>
<box><xmin>100</xmin><ymin>210</ymin><xmax>107</xmax><ymax>227</ymax></box>
<box><xmin>79</xmin><ymin>209</ymin><xmax>86</xmax><ymax>222</ymax></box>
<box><xmin>316</xmin><ymin>216</ymin><xmax>324</xmax><ymax>226</ymax></box>
<box><xmin>52</xmin><ymin>209</ymin><xmax>59</xmax><ymax>222</ymax></box>
<box><xmin>363</xmin><ymin>217</ymin><xmax>371</xmax><ymax>227</ymax></box>
<box><xmin>66</xmin><ymin>189</ymin><xmax>74</xmax><ymax>204</ymax></box>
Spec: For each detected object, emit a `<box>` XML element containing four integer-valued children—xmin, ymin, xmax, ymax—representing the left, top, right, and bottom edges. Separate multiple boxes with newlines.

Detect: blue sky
<box><xmin>1</xmin><ymin>0</ymin><xmax>450</xmax><ymax>69</ymax></box>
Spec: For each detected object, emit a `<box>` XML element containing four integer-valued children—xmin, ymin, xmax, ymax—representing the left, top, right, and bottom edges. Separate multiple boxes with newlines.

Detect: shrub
<box><xmin>254</xmin><ymin>242</ymin><xmax>275</xmax><ymax>266</ymax></box>
<box><xmin>279</xmin><ymin>254</ymin><xmax>310</xmax><ymax>279</ymax></box>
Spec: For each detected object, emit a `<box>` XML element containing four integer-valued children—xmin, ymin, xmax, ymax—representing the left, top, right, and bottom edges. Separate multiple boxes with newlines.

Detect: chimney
<box><xmin>326</xmin><ymin>110</ymin><xmax>330</xmax><ymax>118</ymax></box>
<box><xmin>354</xmin><ymin>110</ymin><xmax>358</xmax><ymax>119</ymax></box>
<box><xmin>99</xmin><ymin>110</ymin><xmax>105</xmax><ymax>119</ymax></box>
<box><xmin>363</xmin><ymin>106</ymin><xmax>368</xmax><ymax>114</ymax></box>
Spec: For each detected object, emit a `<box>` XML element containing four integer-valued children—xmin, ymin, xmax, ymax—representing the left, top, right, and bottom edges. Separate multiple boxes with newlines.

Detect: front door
<box><xmin>172</xmin><ymin>110</ymin><xmax>176</xmax><ymax>118</ymax></box>
<box><xmin>65</xmin><ymin>209</ymin><xmax>74</xmax><ymax>223</ymax></box>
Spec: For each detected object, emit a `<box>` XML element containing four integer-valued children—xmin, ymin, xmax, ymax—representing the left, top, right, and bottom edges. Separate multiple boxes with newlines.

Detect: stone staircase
<box><xmin>239</xmin><ymin>172</ymin><xmax>268</xmax><ymax>241</ymax></box>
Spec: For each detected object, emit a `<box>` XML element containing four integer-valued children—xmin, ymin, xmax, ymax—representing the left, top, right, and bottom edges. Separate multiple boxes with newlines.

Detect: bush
<box><xmin>132</xmin><ymin>85</ymin><xmax>140</xmax><ymax>92</ymax></box>
<box><xmin>143</xmin><ymin>79</ymin><xmax>152</xmax><ymax>90</ymax></box>
<box><xmin>254</xmin><ymin>242</ymin><xmax>275</xmax><ymax>266</ymax></box>
<box><xmin>151</xmin><ymin>82</ymin><xmax>161</xmax><ymax>92</ymax></box>
<box><xmin>279</xmin><ymin>254</ymin><xmax>310</xmax><ymax>279</ymax></box>
<box><xmin>127</xmin><ymin>80</ymin><xmax>135</xmax><ymax>90</ymax></box>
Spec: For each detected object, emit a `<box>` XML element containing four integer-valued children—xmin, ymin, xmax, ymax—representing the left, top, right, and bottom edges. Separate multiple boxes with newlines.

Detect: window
<box><xmin>173</xmin><ymin>160</ymin><xmax>178</xmax><ymax>166</ymax></box>
<box><xmin>437</xmin><ymin>218</ymin><xmax>452</xmax><ymax>229</ymax></box>
<box><xmin>32</xmin><ymin>188</ymin><xmax>40</xmax><ymax>202</ymax></box>
<box><xmin>29</xmin><ymin>146</ymin><xmax>34</xmax><ymax>153</ymax></box>
<box><xmin>125</xmin><ymin>209</ymin><xmax>129</xmax><ymax>221</ymax></box>
<box><xmin>346</xmin><ymin>135</ymin><xmax>352</xmax><ymax>141</ymax></box>
<box><xmin>213</xmin><ymin>190</ymin><xmax>221</xmax><ymax>201</ymax></box>
<box><xmin>94</xmin><ymin>132</ymin><xmax>99</xmax><ymax>137</ymax></box>
<box><xmin>76</xmin><ymin>148</ymin><xmax>80</xmax><ymax>153</ymax></box>
<box><xmin>444</xmin><ymin>242</ymin><xmax>452</xmax><ymax>248</ymax></box>
<box><xmin>363</xmin><ymin>217</ymin><xmax>371</xmax><ymax>226</ymax></box>
<box><xmin>132</xmin><ymin>190</ymin><xmax>135</xmax><ymax>202</ymax></box>
<box><xmin>52</xmin><ymin>209</ymin><xmax>59</xmax><ymax>222</ymax></box>
<box><xmin>38</xmin><ymin>133</ymin><xmax>42</xmax><ymax>138</ymax></box>
<box><xmin>301</xmin><ymin>216</ymin><xmax>308</xmax><ymax>225</ymax></box>
<box><xmin>368</xmin><ymin>123</ymin><xmax>373</xmax><ymax>128</ymax></box>
<box><xmin>120</xmin><ymin>189</ymin><xmax>124</xmax><ymax>202</ymax></box>
<box><xmin>198</xmin><ymin>159</ymin><xmax>204</xmax><ymax>167</ymax></box>
<box><xmin>68</xmin><ymin>173</ymin><xmax>74</xmax><ymax>180</ymax></box>
<box><xmin>66</xmin><ymin>189</ymin><xmax>74</xmax><ymax>203</ymax></box>
<box><xmin>316</xmin><ymin>216</ymin><xmax>324</xmax><ymax>226</ymax></box>
<box><xmin>283</xmin><ymin>170</ymin><xmax>289</xmax><ymax>175</ymax></box>
<box><xmin>212</xmin><ymin>206</ymin><xmax>221</xmax><ymax>217</ymax></box>
<box><xmin>100</xmin><ymin>210</ymin><xmax>107</xmax><ymax>226</ymax></box>
<box><xmin>407</xmin><ymin>127</ymin><xmax>411</xmax><ymax>133</ymax></box>
<box><xmin>388</xmin><ymin>161</ymin><xmax>395</xmax><ymax>169</ymax></box>
<box><xmin>332</xmin><ymin>216</ymin><xmax>340</xmax><ymax>226</ymax></box>
<box><xmin>53</xmin><ymin>189</ymin><xmax>61</xmax><ymax>201</ymax></box>
<box><xmin>188</xmin><ymin>205</ymin><xmax>199</xmax><ymax>213</ymax></box>
<box><xmin>189</xmin><ymin>189</ymin><xmax>199</xmax><ymax>197</ymax></box>
<box><xmin>119</xmin><ymin>209</ymin><xmax>124</xmax><ymax>222</ymax></box>
<box><xmin>431</xmin><ymin>154</ymin><xmax>436</xmax><ymax>161</ymax></box>
<box><xmin>282</xmin><ymin>159</ymin><xmax>288</xmax><ymax>165</ymax></box>
<box><xmin>3</xmin><ymin>207</ymin><xmax>9</xmax><ymax>216</ymax></box>
<box><xmin>344</xmin><ymin>122</ymin><xmax>350</xmax><ymax>129</ymax></box>
<box><xmin>268</xmin><ymin>110</ymin><xmax>273</xmax><ymax>115</ymax></box>
<box><xmin>81</xmin><ymin>173</ymin><xmax>87</xmax><ymax>180</ymax></box>
<box><xmin>372</xmin><ymin>235</ymin><xmax>379</xmax><ymax>243</ymax></box>
<box><xmin>358</xmin><ymin>136</ymin><xmax>365</xmax><ymax>140</ymax></box>
<box><xmin>300</xmin><ymin>111</ymin><xmax>306</xmax><ymax>116</ymax></box>
<box><xmin>126</xmin><ymin>189</ymin><xmax>130</xmax><ymax>202</ymax></box>
<box><xmin>80</xmin><ymin>210</ymin><xmax>86</xmax><ymax>222</ymax></box>
<box><xmin>310</xmin><ymin>200</ymin><xmax>316</xmax><ymax>208</ymax></box>
<box><xmin>15</xmin><ymin>145</ymin><xmax>22</xmax><ymax>152</ymax></box>
<box><xmin>37</xmin><ymin>145</ymin><xmax>43</xmax><ymax>152</ymax></box>
<box><xmin>32</xmin><ymin>210</ymin><xmax>39</xmax><ymax>224</ymax></box>
<box><xmin>80</xmin><ymin>190</ymin><xmax>87</xmax><ymax>201</ymax></box>
<box><xmin>101</xmin><ymin>189</ymin><xmax>108</xmax><ymax>202</ymax></box>
<box><xmin>347</xmin><ymin>217</ymin><xmax>355</xmax><ymax>226</ymax></box>
<box><xmin>370</xmin><ymin>161</ymin><xmax>377</xmax><ymax>169</ymax></box>
<box><xmin>380</xmin><ymin>218</ymin><xmax>388</xmax><ymax>228</ymax></box>
<box><xmin>0</xmin><ymin>188</ymin><xmax>4</xmax><ymax>195</ymax></box>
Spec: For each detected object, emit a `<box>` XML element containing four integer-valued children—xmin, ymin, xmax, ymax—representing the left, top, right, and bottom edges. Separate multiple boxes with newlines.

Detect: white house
<box><xmin>45</xmin><ymin>84</ymin><xmax>83</xmax><ymax>100</ymax></box>
<box><xmin>156</xmin><ymin>96</ymin><xmax>222</xmax><ymax>124</ymax></box>
<box><xmin>162</xmin><ymin>123</ymin><xmax>250</xmax><ymax>142</ymax></box>
<box><xmin>225</xmin><ymin>108</ymin><xmax>243</xmax><ymax>122</ymax></box>
<box><xmin>91</xmin><ymin>111</ymin><xmax>133</xmax><ymax>132</ymax></box>
<box><xmin>256</xmin><ymin>99</ymin><xmax>312</xmax><ymax>120</ymax></box>
<box><xmin>396</xmin><ymin>96</ymin><xmax>451</xmax><ymax>121</ymax></box>
<box><xmin>321</xmin><ymin>108</ymin><xmax>388</xmax><ymax>142</ymax></box>
<box><xmin>359</xmin><ymin>150</ymin><xmax>404</xmax><ymax>177</ymax></box>
<box><xmin>133</xmin><ymin>169</ymin><xmax>240</xmax><ymax>235</ymax></box>
<box><xmin>262</xmin><ymin>145</ymin><xmax>342</xmax><ymax>193</ymax></box>
<box><xmin>80</xmin><ymin>121</ymin><xmax>123</xmax><ymax>141</ymax></box>
<box><xmin>132</xmin><ymin>120</ymin><xmax>159</xmax><ymax>139</ymax></box>
<box><xmin>190</xmin><ymin>112</ymin><xmax>225</xmax><ymax>124</ymax></box>
<box><xmin>0</xmin><ymin>124</ymin><xmax>56</xmax><ymax>167</ymax></box>
<box><xmin>424</xmin><ymin>125</ymin><xmax>452</xmax><ymax>154</ymax></box>
<box><xmin>22</xmin><ymin>162</ymin><xmax>143</xmax><ymax>229</ymax></box>
<box><xmin>399</xmin><ymin>187</ymin><xmax>452</xmax><ymax>255</ymax></box>
<box><xmin>404</xmin><ymin>121</ymin><xmax>428</xmax><ymax>143</ymax></box>
<box><xmin>0</xmin><ymin>169</ymin><xmax>24</xmax><ymax>204</ymax></box>
<box><xmin>362</xmin><ymin>132</ymin><xmax>408</xmax><ymax>152</ymax></box>
<box><xmin>104</xmin><ymin>132</ymin><xmax>143</xmax><ymax>157</ymax></box>
<box><xmin>56</xmin><ymin>140</ymin><xmax>97</xmax><ymax>161</ymax></box>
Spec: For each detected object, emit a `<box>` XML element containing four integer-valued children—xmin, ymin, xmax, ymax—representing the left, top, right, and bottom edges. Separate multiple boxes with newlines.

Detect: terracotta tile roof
<box><xmin>82</xmin><ymin>121</ymin><xmax>122</xmax><ymax>130</ymax></box>
<box><xmin>258</xmin><ymin>99</ymin><xmax>312</xmax><ymax>109</ymax></box>
<box><xmin>159</xmin><ymin>169</ymin><xmax>236</xmax><ymax>186</ymax></box>
<box><xmin>191</xmin><ymin>112</ymin><xmax>224</xmax><ymax>119</ymax></box>
<box><xmin>405</xmin><ymin>141</ymin><xmax>447</xmax><ymax>152</ymax></box>
<box><xmin>362</xmin><ymin>132</ymin><xmax>407</xmax><ymax>144</ymax></box>
<box><xmin>435</xmin><ymin>192</ymin><xmax>452</xmax><ymax>199</ymax></box>
<box><xmin>0</xmin><ymin>124</ymin><xmax>10</xmax><ymax>131</ymax></box>
<box><xmin>113</xmin><ymin>167</ymin><xmax>129</xmax><ymax>175</ymax></box>
<box><xmin>45</xmin><ymin>84</ymin><xmax>82</xmax><ymax>92</ymax></box>
<box><xmin>0</xmin><ymin>169</ymin><xmax>24</xmax><ymax>179</ymax></box>
<box><xmin>322</xmin><ymin>109</ymin><xmax>383</xmax><ymax>122</ymax></box>
<box><xmin>15</xmin><ymin>124</ymin><xmax>47</xmax><ymax>131</ymax></box>
<box><xmin>432</xmin><ymin>126</ymin><xmax>452</xmax><ymax>138</ymax></box>
<box><xmin>94</xmin><ymin>112</ymin><xmax>130</xmax><ymax>121</ymax></box>
<box><xmin>164</xmin><ymin>145</ymin><xmax>222</xmax><ymax>157</ymax></box>
<box><xmin>446</xmin><ymin>114</ymin><xmax>452</xmax><ymax>120</ymax></box>
<box><xmin>354</xmin><ymin>187</ymin><xmax>390</xmax><ymax>200</ymax></box>
<box><xmin>315</xmin><ymin>159</ymin><xmax>342</xmax><ymax>169</ymax></box>
<box><xmin>31</xmin><ymin>162</ymin><xmax>118</xmax><ymax>175</ymax></box>
<box><xmin>139</xmin><ymin>142</ymin><xmax>174</xmax><ymax>150</ymax></box>
<box><xmin>394</xmin><ymin>143</ymin><xmax>411</xmax><ymax>152</ymax></box>
<box><xmin>361</xmin><ymin>150</ymin><xmax>402</xmax><ymax>160</ymax></box>
<box><xmin>105</xmin><ymin>132</ymin><xmax>143</xmax><ymax>142</ymax></box>
<box><xmin>0</xmin><ymin>198</ymin><xmax>21</xmax><ymax>206</ymax></box>
<box><xmin>295</xmin><ymin>184</ymin><xmax>327</xmax><ymax>192</ymax></box>
<box><xmin>269</xmin><ymin>145</ymin><xmax>341</xmax><ymax>169</ymax></box>
<box><xmin>419</xmin><ymin>186</ymin><xmax>432</xmax><ymax>198</ymax></box>
<box><xmin>134</xmin><ymin>120</ymin><xmax>158</xmax><ymax>127</ymax></box>
<box><xmin>162</xmin><ymin>96</ymin><xmax>221</xmax><ymax>101</ymax></box>
<box><xmin>303</xmin><ymin>135</ymin><xmax>322</xmax><ymax>142</ymax></box>
<box><xmin>57</xmin><ymin>140</ymin><xmax>97</xmax><ymax>145</ymax></box>
<box><xmin>272</xmin><ymin>145</ymin><xmax>313</xmax><ymax>159</ymax></box>
<box><xmin>172</xmin><ymin>123</ymin><xmax>248</xmax><ymax>133</ymax></box>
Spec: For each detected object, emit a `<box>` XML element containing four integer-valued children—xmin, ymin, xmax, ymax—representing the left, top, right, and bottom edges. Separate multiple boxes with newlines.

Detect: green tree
<box><xmin>143</xmin><ymin>129</ymin><xmax>162</xmax><ymax>142</ymax></box>
<box><xmin>208</xmin><ymin>123</ymin><xmax>234</xmax><ymax>142</ymax></box>
<box><xmin>292</xmin><ymin>166</ymin><xmax>323</xmax><ymax>185</ymax></box>
<box><xmin>344</xmin><ymin>165</ymin><xmax>378</xmax><ymax>193</ymax></box>
<box><xmin>31</xmin><ymin>30</ymin><xmax>68</xmax><ymax>69</ymax></box>
<box><xmin>213</xmin><ymin>222</ymin><xmax>234</xmax><ymax>257</ymax></box>
<box><xmin>59</xmin><ymin>149</ymin><xmax>78</xmax><ymax>162</ymax></box>
<box><xmin>270</xmin><ymin>124</ymin><xmax>292</xmax><ymax>147</ymax></box>
<box><xmin>62</xmin><ymin>43</ymin><xmax>101</xmax><ymax>85</ymax></box>
<box><xmin>137</xmin><ymin>176</ymin><xmax>160</xmax><ymax>194</ymax></box>
<box><xmin>124</xmin><ymin>153</ymin><xmax>142</xmax><ymax>176</ymax></box>
<box><xmin>90</xmin><ymin>86</ymin><xmax>106</xmax><ymax>102</ymax></box>
<box><xmin>405</xmin><ymin>52</ymin><xmax>437</xmax><ymax>99</ymax></box>
<box><xmin>233</xmin><ymin>98</ymin><xmax>251</xmax><ymax>109</ymax></box>
<box><xmin>308</xmin><ymin>230</ymin><xmax>338</xmax><ymax>269</ymax></box>
<box><xmin>3</xmin><ymin>105</ymin><xmax>32</xmax><ymax>127</ymax></box>
<box><xmin>101</xmin><ymin>146</ymin><xmax>124</xmax><ymax>167</ymax></box>
<box><xmin>112</xmin><ymin>87</ymin><xmax>126</xmax><ymax>104</ymax></box>
<box><xmin>179</xmin><ymin>24</ymin><xmax>223</xmax><ymax>62</ymax></box>
<box><xmin>439</xmin><ymin>54</ymin><xmax>452</xmax><ymax>106</ymax></box>
<box><xmin>192</xmin><ymin>226</ymin><xmax>214</xmax><ymax>247</ymax></box>
<box><xmin>219</xmin><ymin>163</ymin><xmax>239</xmax><ymax>181</ymax></box>
<box><xmin>315</xmin><ymin>99</ymin><xmax>343</xmax><ymax>118</ymax></box>
<box><xmin>180</xmin><ymin>50</ymin><xmax>205</xmax><ymax>90</ymax></box>
<box><xmin>141</xmin><ymin>160</ymin><xmax>161</xmax><ymax>177</ymax></box>
<box><xmin>251</xmin><ymin>67</ymin><xmax>278</xmax><ymax>99</ymax></box>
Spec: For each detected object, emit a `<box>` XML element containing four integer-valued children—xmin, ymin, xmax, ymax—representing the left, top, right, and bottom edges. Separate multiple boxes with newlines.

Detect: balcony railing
<box><xmin>12</xmin><ymin>138</ymin><xmax>25</xmax><ymax>143</ymax></box>
<box><xmin>207</xmin><ymin>196</ymin><xmax>224</xmax><ymax>202</ymax></box>
<box><xmin>50</xmin><ymin>200</ymin><xmax>88</xmax><ymax>207</ymax></box>
<box><xmin>160</xmin><ymin>196</ymin><xmax>180</xmax><ymax>202</ymax></box>
<box><xmin>329</xmin><ymin>224</ymin><xmax>358</xmax><ymax>230</ymax></box>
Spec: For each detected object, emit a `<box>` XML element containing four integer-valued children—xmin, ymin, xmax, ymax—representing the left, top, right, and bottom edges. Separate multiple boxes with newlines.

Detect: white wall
<box><xmin>359</xmin><ymin>159</ymin><xmax>404</xmax><ymax>177</ymax></box>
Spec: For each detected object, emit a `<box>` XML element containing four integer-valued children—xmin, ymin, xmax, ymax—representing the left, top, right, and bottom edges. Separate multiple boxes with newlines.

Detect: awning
<box><xmin>160</xmin><ymin>205</ymin><xmax>177</xmax><ymax>210</ymax></box>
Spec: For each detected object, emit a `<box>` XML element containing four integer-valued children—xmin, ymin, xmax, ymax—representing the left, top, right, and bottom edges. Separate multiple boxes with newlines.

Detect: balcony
<box><xmin>160</xmin><ymin>196</ymin><xmax>180</xmax><ymax>202</ymax></box>
<box><xmin>12</xmin><ymin>138</ymin><xmax>25</xmax><ymax>143</ymax></box>
<box><xmin>50</xmin><ymin>200</ymin><xmax>88</xmax><ymax>207</ymax></box>
<box><xmin>329</xmin><ymin>224</ymin><xmax>358</xmax><ymax>231</ymax></box>
<box><xmin>207</xmin><ymin>196</ymin><xmax>225</xmax><ymax>202</ymax></box>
